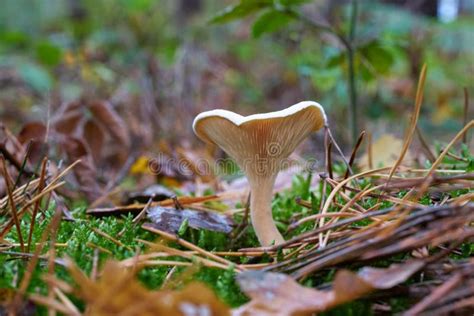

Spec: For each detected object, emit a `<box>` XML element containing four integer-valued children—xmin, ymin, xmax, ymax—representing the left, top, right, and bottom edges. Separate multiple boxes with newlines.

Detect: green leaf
<box><xmin>467</xmin><ymin>158</ymin><xmax>474</xmax><ymax>172</ymax></box>
<box><xmin>359</xmin><ymin>41</ymin><xmax>394</xmax><ymax>74</ymax></box>
<box><xmin>19</xmin><ymin>63</ymin><xmax>52</xmax><ymax>92</ymax></box>
<box><xmin>35</xmin><ymin>41</ymin><xmax>62</xmax><ymax>67</ymax></box>
<box><xmin>310</xmin><ymin>68</ymin><xmax>338</xmax><ymax>91</ymax></box>
<box><xmin>251</xmin><ymin>9</ymin><xmax>293</xmax><ymax>38</ymax></box>
<box><xmin>178</xmin><ymin>218</ymin><xmax>189</xmax><ymax>236</ymax></box>
<box><xmin>277</xmin><ymin>0</ymin><xmax>312</xmax><ymax>6</ymax></box>
<box><xmin>0</xmin><ymin>31</ymin><xmax>29</xmax><ymax>48</ymax></box>
<box><xmin>326</xmin><ymin>51</ymin><xmax>345</xmax><ymax>68</ymax></box>
<box><xmin>209</xmin><ymin>0</ymin><xmax>272</xmax><ymax>24</ymax></box>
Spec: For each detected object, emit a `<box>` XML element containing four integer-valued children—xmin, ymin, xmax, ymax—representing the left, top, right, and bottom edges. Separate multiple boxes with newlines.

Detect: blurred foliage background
<box><xmin>0</xmin><ymin>0</ymin><xmax>472</xmax><ymax>147</ymax></box>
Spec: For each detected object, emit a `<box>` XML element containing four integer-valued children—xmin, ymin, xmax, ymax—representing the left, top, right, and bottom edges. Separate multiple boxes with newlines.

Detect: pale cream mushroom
<box><xmin>193</xmin><ymin>101</ymin><xmax>326</xmax><ymax>246</ymax></box>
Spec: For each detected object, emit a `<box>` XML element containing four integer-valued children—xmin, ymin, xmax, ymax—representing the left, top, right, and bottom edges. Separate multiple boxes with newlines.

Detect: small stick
<box><xmin>29</xmin><ymin>295</ymin><xmax>72</xmax><ymax>315</ymax></box>
<box><xmin>326</xmin><ymin>141</ymin><xmax>333</xmax><ymax>179</ymax></box>
<box><xmin>288</xmin><ymin>212</ymin><xmax>356</xmax><ymax>231</ymax></box>
<box><xmin>0</xmin><ymin>181</ymin><xmax>66</xmax><ymax>239</ymax></box>
<box><xmin>172</xmin><ymin>195</ymin><xmax>184</xmax><ymax>210</ymax></box>
<box><xmin>27</xmin><ymin>157</ymin><xmax>48</xmax><ymax>253</ymax></box>
<box><xmin>1</xmin><ymin>156</ymin><xmax>24</xmax><ymax>252</ymax></box>
<box><xmin>91</xmin><ymin>248</ymin><xmax>99</xmax><ymax>281</ymax></box>
<box><xmin>13</xmin><ymin>141</ymin><xmax>34</xmax><ymax>189</ymax></box>
<box><xmin>415</xmin><ymin>126</ymin><xmax>436</xmax><ymax>162</ymax></box>
<box><xmin>91</xmin><ymin>227</ymin><xmax>132</xmax><ymax>251</ymax></box>
<box><xmin>344</xmin><ymin>130</ymin><xmax>365</xmax><ymax>180</ymax></box>
<box><xmin>367</xmin><ymin>132</ymin><xmax>373</xmax><ymax>170</ymax></box>
<box><xmin>0</xmin><ymin>144</ymin><xmax>32</xmax><ymax>176</ymax></box>
<box><xmin>231</xmin><ymin>193</ymin><xmax>250</xmax><ymax>247</ymax></box>
<box><xmin>161</xmin><ymin>266</ymin><xmax>177</xmax><ymax>288</ymax></box>
<box><xmin>141</xmin><ymin>224</ymin><xmax>242</xmax><ymax>271</ymax></box>
<box><xmin>442</xmin><ymin>149</ymin><xmax>468</xmax><ymax>162</ymax></box>
<box><xmin>86</xmin><ymin>242</ymin><xmax>112</xmax><ymax>255</ymax></box>
<box><xmin>12</xmin><ymin>207</ymin><xmax>63</xmax><ymax>313</ymax></box>
<box><xmin>132</xmin><ymin>198</ymin><xmax>153</xmax><ymax>224</ymax></box>
<box><xmin>53</xmin><ymin>288</ymin><xmax>81</xmax><ymax>316</ymax></box>
<box><xmin>324</xmin><ymin>127</ymin><xmax>333</xmax><ymax>179</ymax></box>
<box><xmin>325</xmin><ymin>126</ymin><xmax>354</xmax><ymax>175</ymax></box>
<box><xmin>318</xmin><ymin>173</ymin><xmax>328</xmax><ymax>212</ymax></box>
<box><xmin>386</xmin><ymin>64</ymin><xmax>427</xmax><ymax>187</ymax></box>
<box><xmin>138</xmin><ymin>239</ymin><xmax>233</xmax><ymax>271</ymax></box>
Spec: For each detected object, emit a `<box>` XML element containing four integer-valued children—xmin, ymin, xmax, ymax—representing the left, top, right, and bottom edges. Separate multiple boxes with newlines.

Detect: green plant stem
<box><xmin>347</xmin><ymin>46</ymin><xmax>357</xmax><ymax>144</ymax></box>
<box><xmin>284</xmin><ymin>1</ymin><xmax>359</xmax><ymax>144</ymax></box>
<box><xmin>348</xmin><ymin>0</ymin><xmax>359</xmax><ymax>144</ymax></box>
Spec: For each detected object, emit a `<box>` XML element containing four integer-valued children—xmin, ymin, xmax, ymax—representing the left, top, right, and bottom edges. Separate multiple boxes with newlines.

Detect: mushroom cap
<box><xmin>193</xmin><ymin>101</ymin><xmax>326</xmax><ymax>178</ymax></box>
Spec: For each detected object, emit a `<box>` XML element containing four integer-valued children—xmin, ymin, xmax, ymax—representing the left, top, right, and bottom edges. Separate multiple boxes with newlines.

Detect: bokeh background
<box><xmin>0</xmin><ymin>0</ymin><xmax>472</xmax><ymax>149</ymax></box>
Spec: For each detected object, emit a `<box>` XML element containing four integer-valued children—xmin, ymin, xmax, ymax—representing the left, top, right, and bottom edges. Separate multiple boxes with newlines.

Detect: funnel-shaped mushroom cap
<box><xmin>193</xmin><ymin>101</ymin><xmax>326</xmax><ymax>246</ymax></box>
<box><xmin>193</xmin><ymin>101</ymin><xmax>326</xmax><ymax>180</ymax></box>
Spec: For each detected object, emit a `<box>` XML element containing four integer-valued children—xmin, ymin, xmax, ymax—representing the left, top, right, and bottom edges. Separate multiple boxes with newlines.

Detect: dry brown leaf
<box><xmin>0</xmin><ymin>124</ymin><xmax>25</xmax><ymax>163</ymax></box>
<box><xmin>17</xmin><ymin>121</ymin><xmax>46</xmax><ymax>144</ymax></box>
<box><xmin>53</xmin><ymin>101</ymin><xmax>84</xmax><ymax>134</ymax></box>
<box><xmin>62</xmin><ymin>137</ymin><xmax>102</xmax><ymax>202</ymax></box>
<box><xmin>34</xmin><ymin>259</ymin><xmax>230</xmax><ymax>316</ymax></box>
<box><xmin>17</xmin><ymin>121</ymin><xmax>47</xmax><ymax>163</ymax></box>
<box><xmin>359</xmin><ymin>134</ymin><xmax>412</xmax><ymax>170</ymax></box>
<box><xmin>233</xmin><ymin>260</ymin><xmax>424</xmax><ymax>316</ymax></box>
<box><xmin>82</xmin><ymin>119</ymin><xmax>105</xmax><ymax>163</ymax></box>
<box><xmin>88</xmin><ymin>100</ymin><xmax>130</xmax><ymax>149</ymax></box>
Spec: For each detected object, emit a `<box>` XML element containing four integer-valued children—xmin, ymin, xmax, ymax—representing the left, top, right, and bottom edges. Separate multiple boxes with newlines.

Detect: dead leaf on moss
<box><xmin>146</xmin><ymin>205</ymin><xmax>235</xmax><ymax>234</ymax></box>
<box><xmin>233</xmin><ymin>260</ymin><xmax>424</xmax><ymax>316</ymax></box>
<box><xmin>31</xmin><ymin>259</ymin><xmax>230</xmax><ymax>316</ymax></box>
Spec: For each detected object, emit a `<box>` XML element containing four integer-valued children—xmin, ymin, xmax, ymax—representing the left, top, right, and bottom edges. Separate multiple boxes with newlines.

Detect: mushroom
<box><xmin>193</xmin><ymin>101</ymin><xmax>326</xmax><ymax>246</ymax></box>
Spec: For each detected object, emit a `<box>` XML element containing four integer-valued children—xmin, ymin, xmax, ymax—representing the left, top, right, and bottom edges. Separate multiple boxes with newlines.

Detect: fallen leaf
<box><xmin>145</xmin><ymin>205</ymin><xmax>234</xmax><ymax>234</ymax></box>
<box><xmin>124</xmin><ymin>184</ymin><xmax>175</xmax><ymax>204</ymax></box>
<box><xmin>17</xmin><ymin>121</ymin><xmax>46</xmax><ymax>144</ymax></box>
<box><xmin>82</xmin><ymin>119</ymin><xmax>105</xmax><ymax>163</ymax></box>
<box><xmin>233</xmin><ymin>260</ymin><xmax>424</xmax><ymax>315</ymax></box>
<box><xmin>130</xmin><ymin>155</ymin><xmax>152</xmax><ymax>175</ymax></box>
<box><xmin>52</xmin><ymin>101</ymin><xmax>83</xmax><ymax>134</ymax></box>
<box><xmin>62</xmin><ymin>137</ymin><xmax>103</xmax><ymax>202</ymax></box>
<box><xmin>88</xmin><ymin>100</ymin><xmax>130</xmax><ymax>149</ymax></box>
<box><xmin>31</xmin><ymin>259</ymin><xmax>230</xmax><ymax>315</ymax></box>
<box><xmin>17</xmin><ymin>121</ymin><xmax>47</xmax><ymax>163</ymax></box>
<box><xmin>359</xmin><ymin>134</ymin><xmax>412</xmax><ymax>170</ymax></box>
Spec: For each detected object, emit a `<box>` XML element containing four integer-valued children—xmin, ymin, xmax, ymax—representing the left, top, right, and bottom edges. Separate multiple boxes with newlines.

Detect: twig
<box><xmin>91</xmin><ymin>227</ymin><xmax>132</xmax><ymax>251</ymax></box>
<box><xmin>141</xmin><ymin>224</ymin><xmax>243</xmax><ymax>272</ymax></box>
<box><xmin>231</xmin><ymin>193</ymin><xmax>250</xmax><ymax>247</ymax></box>
<box><xmin>367</xmin><ymin>132</ymin><xmax>373</xmax><ymax>169</ymax></box>
<box><xmin>13</xmin><ymin>141</ymin><xmax>34</xmax><ymax>189</ymax></box>
<box><xmin>415</xmin><ymin>126</ymin><xmax>436</xmax><ymax>162</ymax></box>
<box><xmin>386</xmin><ymin>64</ymin><xmax>427</xmax><ymax>187</ymax></box>
<box><xmin>325</xmin><ymin>130</ymin><xmax>333</xmax><ymax>179</ymax></box>
<box><xmin>404</xmin><ymin>274</ymin><xmax>462</xmax><ymax>316</ymax></box>
<box><xmin>325</xmin><ymin>126</ymin><xmax>354</xmax><ymax>176</ymax></box>
<box><xmin>344</xmin><ymin>131</ymin><xmax>365</xmax><ymax>180</ymax></box>
<box><xmin>27</xmin><ymin>158</ymin><xmax>47</xmax><ymax>253</ymax></box>
<box><xmin>12</xmin><ymin>206</ymin><xmax>63</xmax><ymax>313</ymax></box>
<box><xmin>0</xmin><ymin>144</ymin><xmax>34</xmax><ymax>177</ymax></box>
<box><xmin>1</xmin><ymin>156</ymin><xmax>24</xmax><ymax>252</ymax></box>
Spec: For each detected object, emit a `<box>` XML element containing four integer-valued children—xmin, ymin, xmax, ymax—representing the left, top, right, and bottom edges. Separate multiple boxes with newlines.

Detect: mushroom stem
<box><xmin>249</xmin><ymin>176</ymin><xmax>284</xmax><ymax>246</ymax></box>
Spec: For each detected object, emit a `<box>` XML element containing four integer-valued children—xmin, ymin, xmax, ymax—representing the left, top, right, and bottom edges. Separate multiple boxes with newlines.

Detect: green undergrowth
<box><xmin>1</xmin><ymin>147</ymin><xmax>472</xmax><ymax>313</ymax></box>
